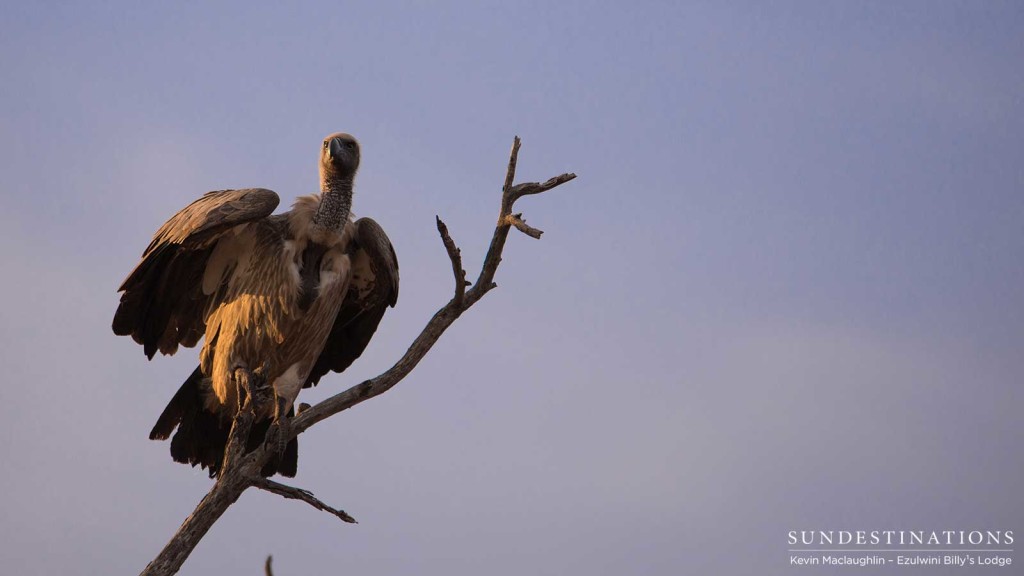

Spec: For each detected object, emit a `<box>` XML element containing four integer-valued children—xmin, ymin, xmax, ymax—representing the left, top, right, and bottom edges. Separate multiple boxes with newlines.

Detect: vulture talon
<box><xmin>250</xmin><ymin>367</ymin><xmax>274</xmax><ymax>417</ymax></box>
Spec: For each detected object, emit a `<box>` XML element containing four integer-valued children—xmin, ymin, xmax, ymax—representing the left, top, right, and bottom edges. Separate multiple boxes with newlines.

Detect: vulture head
<box><xmin>320</xmin><ymin>132</ymin><xmax>360</xmax><ymax>181</ymax></box>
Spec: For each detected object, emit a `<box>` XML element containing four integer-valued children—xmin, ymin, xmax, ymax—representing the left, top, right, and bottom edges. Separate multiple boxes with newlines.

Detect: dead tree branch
<box><xmin>140</xmin><ymin>136</ymin><xmax>576</xmax><ymax>576</ymax></box>
<box><xmin>254</xmin><ymin>478</ymin><xmax>357</xmax><ymax>523</ymax></box>
<box><xmin>436</xmin><ymin>216</ymin><xmax>469</xmax><ymax>305</ymax></box>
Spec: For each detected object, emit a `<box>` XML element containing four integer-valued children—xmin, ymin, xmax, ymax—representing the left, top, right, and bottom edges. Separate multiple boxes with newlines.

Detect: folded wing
<box><xmin>305</xmin><ymin>217</ymin><xmax>399</xmax><ymax>387</ymax></box>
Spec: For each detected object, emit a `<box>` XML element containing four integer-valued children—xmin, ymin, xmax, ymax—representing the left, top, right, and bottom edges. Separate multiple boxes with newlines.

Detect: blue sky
<box><xmin>1</xmin><ymin>2</ymin><xmax>1021</xmax><ymax>574</ymax></box>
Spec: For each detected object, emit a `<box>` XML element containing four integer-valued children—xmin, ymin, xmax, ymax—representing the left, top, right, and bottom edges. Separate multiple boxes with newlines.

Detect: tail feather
<box><xmin>150</xmin><ymin>366</ymin><xmax>203</xmax><ymax>440</ymax></box>
<box><xmin>151</xmin><ymin>366</ymin><xmax>298</xmax><ymax>478</ymax></box>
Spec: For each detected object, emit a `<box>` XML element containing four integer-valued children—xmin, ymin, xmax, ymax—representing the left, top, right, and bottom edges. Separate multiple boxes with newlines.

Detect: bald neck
<box><xmin>312</xmin><ymin>173</ymin><xmax>353</xmax><ymax>232</ymax></box>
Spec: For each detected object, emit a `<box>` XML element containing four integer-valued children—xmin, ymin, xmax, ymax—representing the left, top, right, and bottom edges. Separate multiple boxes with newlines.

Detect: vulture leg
<box><xmin>232</xmin><ymin>365</ymin><xmax>272</xmax><ymax>414</ymax></box>
<box><xmin>233</xmin><ymin>366</ymin><xmax>253</xmax><ymax>413</ymax></box>
<box><xmin>268</xmin><ymin>392</ymin><xmax>291</xmax><ymax>464</ymax></box>
<box><xmin>234</xmin><ymin>362</ymin><xmax>274</xmax><ymax>412</ymax></box>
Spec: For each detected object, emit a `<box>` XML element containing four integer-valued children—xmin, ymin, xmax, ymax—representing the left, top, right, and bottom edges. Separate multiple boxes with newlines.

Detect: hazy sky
<box><xmin>1</xmin><ymin>2</ymin><xmax>1021</xmax><ymax>574</ymax></box>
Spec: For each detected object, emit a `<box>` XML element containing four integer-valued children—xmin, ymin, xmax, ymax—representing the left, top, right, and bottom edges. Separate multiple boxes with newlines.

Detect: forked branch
<box><xmin>140</xmin><ymin>136</ymin><xmax>575</xmax><ymax>576</ymax></box>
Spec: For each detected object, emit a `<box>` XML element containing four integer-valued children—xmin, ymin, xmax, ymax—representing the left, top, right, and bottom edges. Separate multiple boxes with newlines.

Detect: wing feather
<box><xmin>112</xmin><ymin>188</ymin><xmax>280</xmax><ymax>358</ymax></box>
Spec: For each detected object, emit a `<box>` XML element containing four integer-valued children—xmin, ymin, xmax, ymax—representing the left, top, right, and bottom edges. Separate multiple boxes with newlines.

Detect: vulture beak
<box><xmin>328</xmin><ymin>137</ymin><xmax>345</xmax><ymax>160</ymax></box>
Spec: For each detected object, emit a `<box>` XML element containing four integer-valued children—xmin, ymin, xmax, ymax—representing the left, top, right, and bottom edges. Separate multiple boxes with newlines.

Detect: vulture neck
<box><xmin>312</xmin><ymin>175</ymin><xmax>353</xmax><ymax>232</ymax></box>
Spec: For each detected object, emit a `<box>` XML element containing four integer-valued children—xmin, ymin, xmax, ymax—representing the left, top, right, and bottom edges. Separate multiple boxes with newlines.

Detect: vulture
<box><xmin>112</xmin><ymin>133</ymin><xmax>398</xmax><ymax>477</ymax></box>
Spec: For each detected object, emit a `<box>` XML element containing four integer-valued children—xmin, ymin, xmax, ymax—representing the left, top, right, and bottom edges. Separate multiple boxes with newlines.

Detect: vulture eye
<box><xmin>346</xmin><ymin>141</ymin><xmax>355</xmax><ymax>149</ymax></box>
<box><xmin>323</xmin><ymin>141</ymin><xmax>329</xmax><ymax>149</ymax></box>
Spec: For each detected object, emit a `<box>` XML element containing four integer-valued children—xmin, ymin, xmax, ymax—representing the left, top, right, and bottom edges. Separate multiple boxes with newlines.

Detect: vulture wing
<box><xmin>112</xmin><ymin>188</ymin><xmax>280</xmax><ymax>359</ymax></box>
<box><xmin>305</xmin><ymin>217</ymin><xmax>399</xmax><ymax>387</ymax></box>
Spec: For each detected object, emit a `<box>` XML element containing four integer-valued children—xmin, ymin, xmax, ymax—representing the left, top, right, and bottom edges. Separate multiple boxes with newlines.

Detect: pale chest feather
<box><xmin>200</xmin><ymin>213</ymin><xmax>353</xmax><ymax>408</ymax></box>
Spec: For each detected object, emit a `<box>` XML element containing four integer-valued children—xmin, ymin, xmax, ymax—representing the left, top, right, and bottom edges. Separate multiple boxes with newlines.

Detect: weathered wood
<box><xmin>254</xmin><ymin>478</ymin><xmax>356</xmax><ymax>523</ymax></box>
<box><xmin>139</xmin><ymin>473</ymin><xmax>248</xmax><ymax>576</ymax></box>
<box><xmin>436</xmin><ymin>216</ymin><xmax>469</xmax><ymax>306</ymax></box>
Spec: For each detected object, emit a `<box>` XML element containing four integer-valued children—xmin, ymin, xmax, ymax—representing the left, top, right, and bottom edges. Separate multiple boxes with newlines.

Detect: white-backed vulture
<box><xmin>112</xmin><ymin>133</ymin><xmax>398</xmax><ymax>477</ymax></box>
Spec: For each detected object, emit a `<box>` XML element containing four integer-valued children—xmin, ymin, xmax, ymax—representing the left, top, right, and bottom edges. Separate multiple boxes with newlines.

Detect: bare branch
<box><xmin>140</xmin><ymin>474</ymin><xmax>248</xmax><ymax>576</ymax></box>
<box><xmin>265</xmin><ymin>555</ymin><xmax>273</xmax><ymax>576</ymax></box>
<box><xmin>509</xmin><ymin>173</ymin><xmax>577</xmax><ymax>203</ymax></box>
<box><xmin>436</xmin><ymin>216</ymin><xmax>469</xmax><ymax>305</ymax></box>
<box><xmin>501</xmin><ymin>135</ymin><xmax>522</xmax><ymax>200</ymax></box>
<box><xmin>254</xmin><ymin>478</ymin><xmax>357</xmax><ymax>523</ymax></box>
<box><xmin>504</xmin><ymin>213</ymin><xmax>543</xmax><ymax>239</ymax></box>
<box><xmin>479</xmin><ymin>138</ymin><xmax>575</xmax><ymax>296</ymax></box>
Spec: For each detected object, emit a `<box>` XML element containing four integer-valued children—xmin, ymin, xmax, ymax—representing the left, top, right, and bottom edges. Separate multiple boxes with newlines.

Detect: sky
<box><xmin>1</xmin><ymin>1</ymin><xmax>1022</xmax><ymax>574</ymax></box>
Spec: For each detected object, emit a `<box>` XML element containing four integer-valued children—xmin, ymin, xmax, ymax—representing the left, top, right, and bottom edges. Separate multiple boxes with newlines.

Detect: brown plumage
<box><xmin>113</xmin><ymin>133</ymin><xmax>398</xmax><ymax>477</ymax></box>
